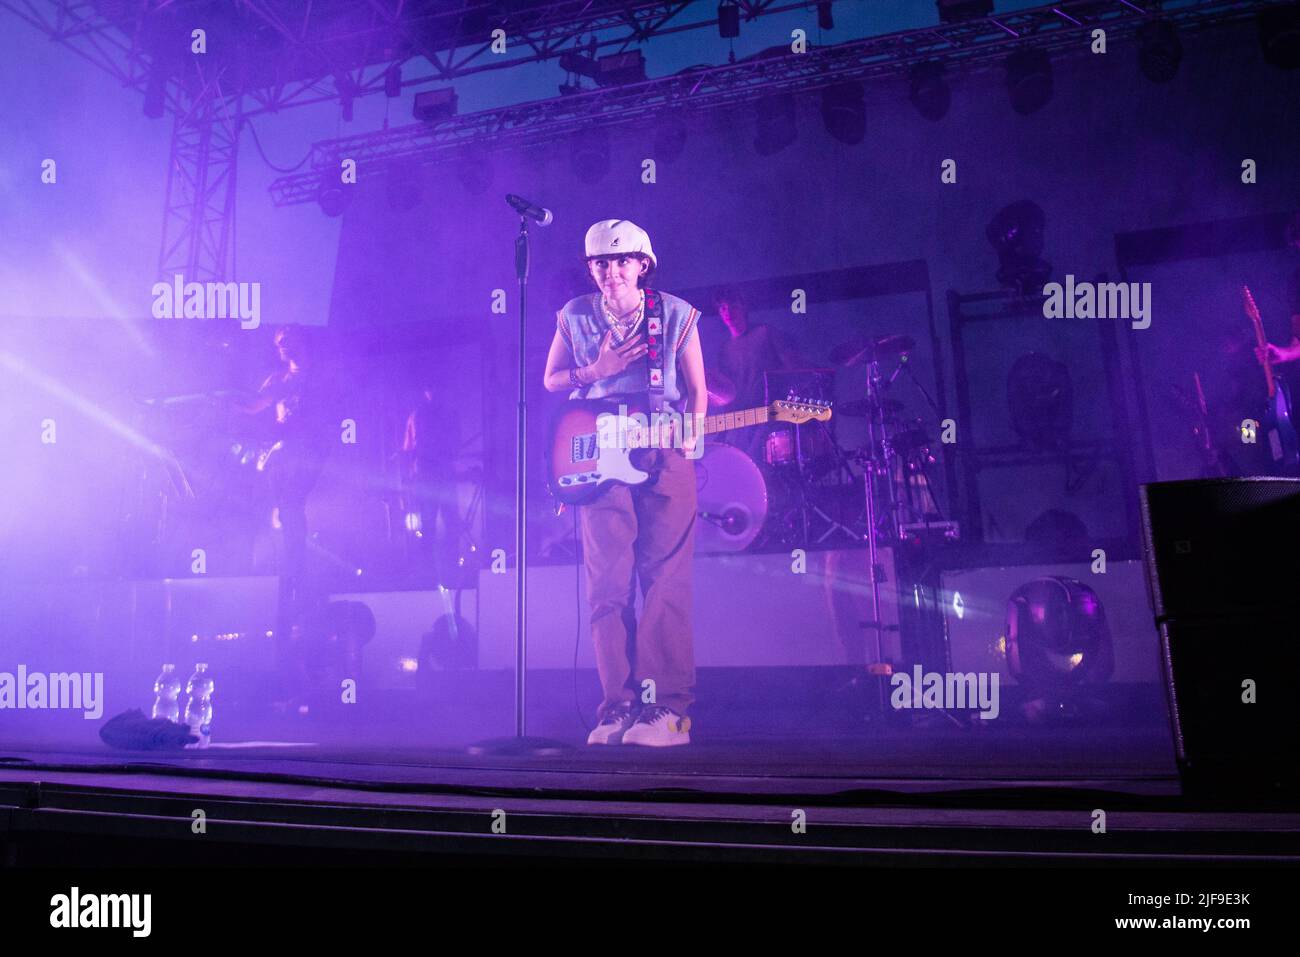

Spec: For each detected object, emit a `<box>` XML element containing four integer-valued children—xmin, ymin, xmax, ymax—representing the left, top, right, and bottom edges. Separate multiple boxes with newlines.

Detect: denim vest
<box><xmin>557</xmin><ymin>289</ymin><xmax>700</xmax><ymax>406</ymax></box>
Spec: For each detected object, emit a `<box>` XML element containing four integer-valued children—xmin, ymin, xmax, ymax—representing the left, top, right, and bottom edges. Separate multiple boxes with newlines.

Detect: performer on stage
<box><xmin>709</xmin><ymin>286</ymin><xmax>804</xmax><ymax>461</ymax></box>
<box><xmin>542</xmin><ymin>219</ymin><xmax>706</xmax><ymax>747</ymax></box>
<box><xmin>402</xmin><ymin>381</ymin><xmax>465</xmax><ymax>588</ymax></box>
<box><xmin>236</xmin><ymin>324</ymin><xmax>336</xmax><ymax>692</ymax></box>
<box><xmin>712</xmin><ymin>286</ymin><xmax>804</xmax><ymax>409</ymax></box>
<box><xmin>1254</xmin><ymin>213</ymin><xmax>1300</xmax><ymax>367</ymax></box>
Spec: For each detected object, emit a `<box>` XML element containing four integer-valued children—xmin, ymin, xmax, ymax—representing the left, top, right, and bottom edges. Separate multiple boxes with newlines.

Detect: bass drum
<box><xmin>694</xmin><ymin>443</ymin><xmax>769</xmax><ymax>553</ymax></box>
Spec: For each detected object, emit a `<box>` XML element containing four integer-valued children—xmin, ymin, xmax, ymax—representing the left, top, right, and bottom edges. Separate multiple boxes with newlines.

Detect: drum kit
<box><xmin>694</xmin><ymin>332</ymin><xmax>948</xmax><ymax>555</ymax></box>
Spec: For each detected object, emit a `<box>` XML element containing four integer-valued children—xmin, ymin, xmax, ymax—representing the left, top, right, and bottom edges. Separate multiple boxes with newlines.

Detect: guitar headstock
<box><xmin>771</xmin><ymin>397</ymin><xmax>832</xmax><ymax>425</ymax></box>
<box><xmin>1242</xmin><ymin>285</ymin><xmax>1262</xmax><ymax>324</ymax></box>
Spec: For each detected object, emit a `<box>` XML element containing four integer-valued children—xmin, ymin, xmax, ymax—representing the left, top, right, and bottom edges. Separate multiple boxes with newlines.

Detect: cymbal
<box><xmin>875</xmin><ymin>334</ymin><xmax>915</xmax><ymax>355</ymax></box>
<box><xmin>838</xmin><ymin>398</ymin><xmax>904</xmax><ymax>418</ymax></box>
<box><xmin>829</xmin><ymin>334</ymin><xmax>916</xmax><ymax>367</ymax></box>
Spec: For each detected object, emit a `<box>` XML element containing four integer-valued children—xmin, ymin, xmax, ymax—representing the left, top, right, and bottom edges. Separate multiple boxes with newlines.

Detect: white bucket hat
<box><xmin>584</xmin><ymin>219</ymin><xmax>657</xmax><ymax>269</ymax></box>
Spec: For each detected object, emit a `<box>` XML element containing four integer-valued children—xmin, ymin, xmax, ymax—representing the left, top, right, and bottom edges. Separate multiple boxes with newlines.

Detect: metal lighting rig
<box><xmin>1</xmin><ymin>0</ymin><xmax>1285</xmax><ymax>268</ymax></box>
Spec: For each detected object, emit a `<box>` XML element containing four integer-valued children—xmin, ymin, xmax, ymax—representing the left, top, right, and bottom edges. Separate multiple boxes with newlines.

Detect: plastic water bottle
<box><xmin>151</xmin><ymin>664</ymin><xmax>182</xmax><ymax>723</ymax></box>
<box><xmin>183</xmin><ymin>663</ymin><xmax>214</xmax><ymax>749</ymax></box>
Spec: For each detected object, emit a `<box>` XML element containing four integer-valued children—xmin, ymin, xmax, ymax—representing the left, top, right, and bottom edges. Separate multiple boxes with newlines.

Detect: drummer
<box><xmin>710</xmin><ymin>286</ymin><xmax>805</xmax><ymax>460</ymax></box>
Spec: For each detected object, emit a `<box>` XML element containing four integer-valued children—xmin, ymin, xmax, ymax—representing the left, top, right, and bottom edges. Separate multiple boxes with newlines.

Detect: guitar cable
<box><xmin>572</xmin><ymin>506</ymin><xmax>593</xmax><ymax>734</ymax></box>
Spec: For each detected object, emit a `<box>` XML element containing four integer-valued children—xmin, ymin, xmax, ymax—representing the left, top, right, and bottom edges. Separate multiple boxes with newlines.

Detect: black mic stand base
<box><xmin>467</xmin><ymin>736</ymin><xmax>576</xmax><ymax>757</ymax></box>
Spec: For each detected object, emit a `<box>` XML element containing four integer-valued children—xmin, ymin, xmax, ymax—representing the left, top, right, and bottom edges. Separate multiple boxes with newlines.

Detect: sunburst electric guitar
<box><xmin>1243</xmin><ymin>284</ymin><xmax>1300</xmax><ymax>472</ymax></box>
<box><xmin>546</xmin><ymin>397</ymin><xmax>832</xmax><ymax>504</ymax></box>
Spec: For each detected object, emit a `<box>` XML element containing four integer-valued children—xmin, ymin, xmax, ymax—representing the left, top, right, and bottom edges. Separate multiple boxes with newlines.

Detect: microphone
<box><xmin>698</xmin><ymin>509</ymin><xmax>748</xmax><ymax>534</ymax></box>
<box><xmin>505</xmin><ymin>194</ymin><xmax>553</xmax><ymax>226</ymax></box>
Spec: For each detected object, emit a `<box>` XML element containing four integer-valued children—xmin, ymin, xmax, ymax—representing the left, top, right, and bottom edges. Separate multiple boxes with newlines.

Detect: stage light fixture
<box><xmin>817</xmin><ymin>2</ymin><xmax>834</xmax><ymax>31</ymax></box>
<box><xmin>821</xmin><ymin>81</ymin><xmax>865</xmax><ymax>145</ymax></box>
<box><xmin>1025</xmin><ymin>508</ymin><xmax>1090</xmax><ymax>553</ymax></box>
<box><xmin>385</xmin><ymin>159</ymin><xmax>422</xmax><ymax>211</ymax></box>
<box><xmin>418</xmin><ymin>612</ymin><xmax>479</xmax><ymax>674</ymax></box>
<box><xmin>986</xmin><ymin>199</ymin><xmax>1051</xmax><ymax>293</ymax></box>
<box><xmin>592</xmin><ymin>50</ymin><xmax>646</xmax><ymax>86</ymax></box>
<box><xmin>385</xmin><ymin>63</ymin><xmax>402</xmax><ymax>98</ymax></box>
<box><xmin>937</xmin><ymin>0</ymin><xmax>993</xmax><ymax>24</ymax></box>
<box><xmin>571</xmin><ymin>128</ymin><xmax>611</xmax><ymax>183</ymax></box>
<box><xmin>317</xmin><ymin>171</ymin><xmax>352</xmax><ymax>218</ymax></box>
<box><xmin>1004</xmin><ymin>48</ymin><xmax>1053</xmax><ymax>115</ymax></box>
<box><xmin>1138</xmin><ymin>19</ymin><xmax>1183</xmax><ymax>83</ymax></box>
<box><xmin>559</xmin><ymin>49</ymin><xmax>599</xmax><ymax>79</ymax></box>
<box><xmin>456</xmin><ymin>152</ymin><xmax>494</xmax><ymax>195</ymax></box>
<box><xmin>559</xmin><ymin>49</ymin><xmax>647</xmax><ymax>89</ymax></box>
<box><xmin>413</xmin><ymin>88</ymin><xmax>458</xmax><ymax>122</ymax></box>
<box><xmin>334</xmin><ymin>74</ymin><xmax>356</xmax><ymax>122</ymax></box>
<box><xmin>753</xmin><ymin>93</ymin><xmax>797</xmax><ymax>156</ymax></box>
<box><xmin>718</xmin><ymin>2</ymin><xmax>740</xmax><ymax>39</ymax></box>
<box><xmin>654</xmin><ymin>117</ymin><xmax>689</xmax><ymax>163</ymax></box>
<box><xmin>1005</xmin><ymin>577</ymin><xmax>1113</xmax><ymax>698</ymax></box>
<box><xmin>1258</xmin><ymin>5</ymin><xmax>1300</xmax><ymax>69</ymax></box>
<box><xmin>908</xmin><ymin>61</ymin><xmax>950</xmax><ymax>121</ymax></box>
<box><xmin>320</xmin><ymin>600</ymin><xmax>376</xmax><ymax>646</ymax></box>
<box><xmin>1007</xmin><ymin>352</ymin><xmax>1073</xmax><ymax>451</ymax></box>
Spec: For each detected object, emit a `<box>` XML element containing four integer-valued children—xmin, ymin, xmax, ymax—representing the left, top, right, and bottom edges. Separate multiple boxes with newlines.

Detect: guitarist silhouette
<box><xmin>235</xmin><ymin>324</ymin><xmax>337</xmax><ymax>697</ymax></box>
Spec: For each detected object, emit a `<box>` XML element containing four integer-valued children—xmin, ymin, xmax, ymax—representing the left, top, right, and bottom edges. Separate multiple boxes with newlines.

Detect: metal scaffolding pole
<box><xmin>158</xmin><ymin>89</ymin><xmax>242</xmax><ymax>283</ymax></box>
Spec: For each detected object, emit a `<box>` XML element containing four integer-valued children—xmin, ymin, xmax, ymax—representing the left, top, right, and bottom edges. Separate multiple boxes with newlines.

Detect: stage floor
<box><xmin>8</xmin><ymin>725</ymin><xmax>1300</xmax><ymax>866</ymax></box>
<box><xmin>0</xmin><ymin>724</ymin><xmax>1179</xmax><ymax>799</ymax></box>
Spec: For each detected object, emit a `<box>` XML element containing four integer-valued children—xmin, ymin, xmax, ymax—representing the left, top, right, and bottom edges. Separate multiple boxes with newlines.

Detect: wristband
<box><xmin>569</xmin><ymin>366</ymin><xmax>583</xmax><ymax>389</ymax></box>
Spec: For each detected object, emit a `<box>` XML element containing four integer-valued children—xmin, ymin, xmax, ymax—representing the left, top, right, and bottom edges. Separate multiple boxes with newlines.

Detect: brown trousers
<box><xmin>579</xmin><ymin>447</ymin><xmax>697</xmax><ymax>719</ymax></box>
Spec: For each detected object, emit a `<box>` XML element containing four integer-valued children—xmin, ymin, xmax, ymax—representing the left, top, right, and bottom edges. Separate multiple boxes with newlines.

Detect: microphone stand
<box><xmin>469</xmin><ymin>213</ymin><xmax>570</xmax><ymax>756</ymax></box>
<box><xmin>857</xmin><ymin>356</ymin><xmax>893</xmax><ymax>719</ymax></box>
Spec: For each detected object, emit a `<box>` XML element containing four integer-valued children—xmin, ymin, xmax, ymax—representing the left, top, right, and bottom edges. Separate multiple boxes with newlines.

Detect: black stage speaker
<box><xmin>1141</xmin><ymin>477</ymin><xmax>1300</xmax><ymax>619</ymax></box>
<box><xmin>1140</xmin><ymin>478</ymin><xmax>1300</xmax><ymax>795</ymax></box>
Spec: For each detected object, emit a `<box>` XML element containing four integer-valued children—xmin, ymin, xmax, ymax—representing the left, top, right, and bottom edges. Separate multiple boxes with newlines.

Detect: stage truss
<box><xmin>0</xmin><ymin>0</ymin><xmax>1286</xmax><ymax>268</ymax></box>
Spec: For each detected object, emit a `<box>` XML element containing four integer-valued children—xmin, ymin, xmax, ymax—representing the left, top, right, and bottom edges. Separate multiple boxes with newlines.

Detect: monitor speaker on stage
<box><xmin>1140</xmin><ymin>477</ymin><xmax>1300</xmax><ymax>620</ymax></box>
<box><xmin>1139</xmin><ymin>478</ymin><xmax>1300</xmax><ymax>795</ymax></box>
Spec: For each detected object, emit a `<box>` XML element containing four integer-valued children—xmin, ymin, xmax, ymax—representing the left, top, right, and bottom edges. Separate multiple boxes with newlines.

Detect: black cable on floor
<box><xmin>572</xmin><ymin>506</ymin><xmax>592</xmax><ymax>734</ymax></box>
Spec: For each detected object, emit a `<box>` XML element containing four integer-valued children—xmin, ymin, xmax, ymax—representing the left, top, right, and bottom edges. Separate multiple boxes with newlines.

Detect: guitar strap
<box><xmin>643</xmin><ymin>289</ymin><xmax>667</xmax><ymax>415</ymax></box>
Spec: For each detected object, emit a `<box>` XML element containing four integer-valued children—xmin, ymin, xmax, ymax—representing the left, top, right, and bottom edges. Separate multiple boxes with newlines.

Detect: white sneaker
<box><xmin>622</xmin><ymin>705</ymin><xmax>691</xmax><ymax>747</ymax></box>
<box><xmin>586</xmin><ymin>702</ymin><xmax>637</xmax><ymax>745</ymax></box>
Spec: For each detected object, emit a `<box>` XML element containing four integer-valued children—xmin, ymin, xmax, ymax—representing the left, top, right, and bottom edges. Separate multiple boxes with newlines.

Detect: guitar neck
<box><xmin>703</xmin><ymin>405</ymin><xmax>771</xmax><ymax>435</ymax></box>
<box><xmin>1251</xmin><ymin>317</ymin><xmax>1277</xmax><ymax>399</ymax></box>
<box><xmin>1245</xmin><ymin>287</ymin><xmax>1277</xmax><ymax>399</ymax></box>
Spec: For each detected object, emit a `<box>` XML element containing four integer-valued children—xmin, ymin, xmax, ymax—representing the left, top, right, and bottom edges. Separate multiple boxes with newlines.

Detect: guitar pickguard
<box><xmin>549</xmin><ymin>407</ymin><xmax>655</xmax><ymax>502</ymax></box>
<box><xmin>557</xmin><ymin>430</ymin><xmax>605</xmax><ymax>490</ymax></box>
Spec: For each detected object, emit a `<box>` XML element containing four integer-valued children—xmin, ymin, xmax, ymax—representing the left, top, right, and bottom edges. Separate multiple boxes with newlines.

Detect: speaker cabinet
<box><xmin>1141</xmin><ymin>478</ymin><xmax>1300</xmax><ymax>795</ymax></box>
<box><xmin>1159</xmin><ymin>617</ymin><xmax>1299</xmax><ymax>792</ymax></box>
<box><xmin>1140</xmin><ymin>477</ymin><xmax>1300</xmax><ymax>619</ymax></box>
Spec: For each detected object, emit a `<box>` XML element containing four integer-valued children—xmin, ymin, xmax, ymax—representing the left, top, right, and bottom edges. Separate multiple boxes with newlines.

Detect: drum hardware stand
<box><xmin>855</xmin><ymin>354</ymin><xmax>902</xmax><ymax>717</ymax></box>
<box><xmin>811</xmin><ymin>502</ymin><xmax>859</xmax><ymax>545</ymax></box>
<box><xmin>766</xmin><ymin>387</ymin><xmax>854</xmax><ymax>546</ymax></box>
<box><xmin>796</xmin><ymin>430</ymin><xmax>858</xmax><ymax>547</ymax></box>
